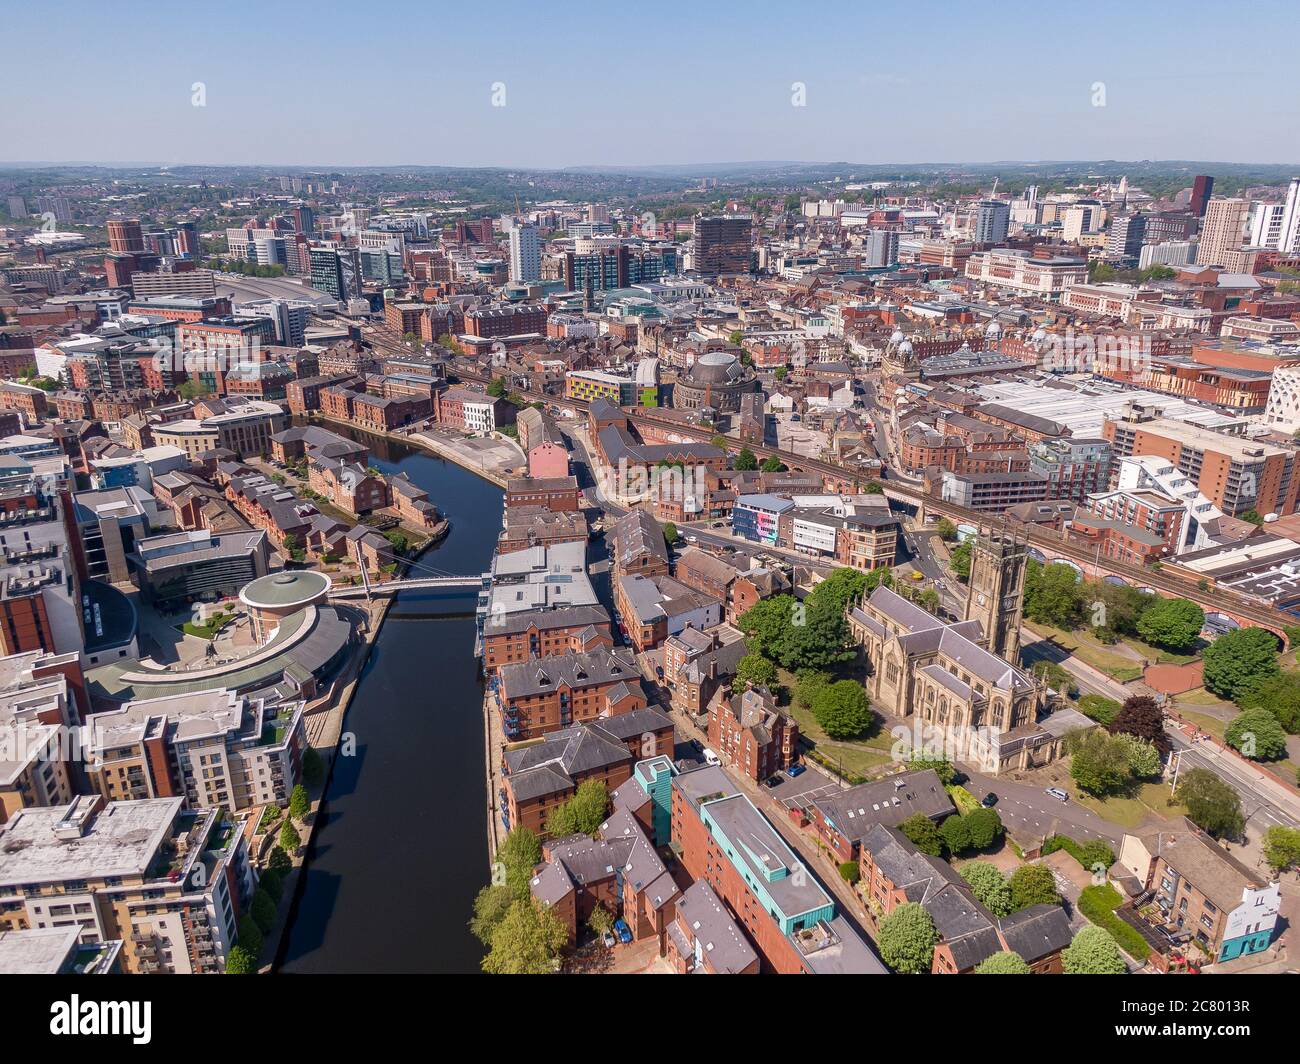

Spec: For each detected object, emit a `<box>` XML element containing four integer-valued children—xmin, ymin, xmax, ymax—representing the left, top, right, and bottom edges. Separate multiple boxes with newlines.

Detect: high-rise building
<box><xmin>691</xmin><ymin>215</ymin><xmax>752</xmax><ymax>276</ymax></box>
<box><xmin>1105</xmin><ymin>213</ymin><xmax>1147</xmax><ymax>262</ymax></box>
<box><xmin>293</xmin><ymin>204</ymin><xmax>315</xmax><ymax>235</ymax></box>
<box><xmin>961</xmin><ymin>529</ymin><xmax>1027</xmax><ymax>663</ymax></box>
<box><xmin>1277</xmin><ymin>178</ymin><xmax>1300</xmax><ymax>254</ymax></box>
<box><xmin>1190</xmin><ymin>175</ymin><xmax>1215</xmax><ymax>218</ymax></box>
<box><xmin>508</xmin><ymin>222</ymin><xmax>540</xmax><ymax>283</ymax></box>
<box><xmin>309</xmin><ymin>245</ymin><xmax>362</xmax><ymax>301</ymax></box>
<box><xmin>1196</xmin><ymin>198</ymin><xmax>1249</xmax><ymax>266</ymax></box>
<box><xmin>107</xmin><ymin>218</ymin><xmax>145</xmax><ymax>255</ymax></box>
<box><xmin>973</xmin><ymin>200</ymin><xmax>1010</xmax><ymax>245</ymax></box>
<box><xmin>863</xmin><ymin>229</ymin><xmax>899</xmax><ymax>268</ymax></box>
<box><xmin>5</xmin><ymin>196</ymin><xmax>27</xmax><ymax>219</ymax></box>
<box><xmin>1249</xmin><ymin>201</ymin><xmax>1286</xmax><ymax>250</ymax></box>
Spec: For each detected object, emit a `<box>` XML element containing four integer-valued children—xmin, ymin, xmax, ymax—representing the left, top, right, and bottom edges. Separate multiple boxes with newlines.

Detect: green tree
<box><xmin>486</xmin><ymin>378</ymin><xmax>506</xmax><ymax>398</ymax></box>
<box><xmin>877</xmin><ymin>902</ymin><xmax>939</xmax><ymax>974</ymax></box>
<box><xmin>257</xmin><ymin>868</ymin><xmax>283</xmax><ymax>904</ymax></box>
<box><xmin>733</xmin><ymin>447</ymin><xmax>758</xmax><ymax>471</ymax></box>
<box><xmin>1225</xmin><ymin>708</ymin><xmax>1288</xmax><ymax>761</ymax></box>
<box><xmin>734</xmin><ymin>653</ymin><xmax>778</xmax><ymax>690</ymax></box>
<box><xmin>940</xmin><ymin>814</ymin><xmax>972</xmax><ymax>855</ymax></box>
<box><xmin>470</xmin><ymin>883</ymin><xmax>515</xmax><ymax>945</ymax></box>
<box><xmin>738</xmin><ymin>596</ymin><xmax>795</xmax><ymax>661</ymax></box>
<box><xmin>1176</xmin><ymin>768</ymin><xmax>1244</xmax><ymax>839</ymax></box>
<box><xmin>949</xmin><ymin>540</ymin><xmax>973</xmax><ymax>580</ymax></box>
<box><xmin>545</xmin><ymin>780</ymin><xmax>609</xmax><ymax>838</ymax></box>
<box><xmin>774</xmin><ymin>366</ymin><xmax>788</xmax><ymax>381</ymax></box>
<box><xmin>588</xmin><ymin>902</ymin><xmax>615</xmax><ymax>937</ymax></box>
<box><xmin>384</xmin><ymin>530</ymin><xmax>409</xmax><ymax>554</ymax></box>
<box><xmin>1202</xmin><ymin>627</ymin><xmax>1281</xmax><ymax>701</ymax></box>
<box><xmin>728</xmin><ymin>330</ymin><xmax>744</xmax><ymax>346</ymax></box>
<box><xmin>782</xmin><ymin>600</ymin><xmax>857</xmax><ymax>672</ymax></box>
<box><xmin>301</xmin><ymin>746</ymin><xmax>325</xmax><ymax>788</ymax></box>
<box><xmin>1009</xmin><ymin>863</ymin><xmax>1060</xmax><ymax>910</ymax></box>
<box><xmin>975</xmin><ymin>950</ymin><xmax>1031</xmax><ymax>974</ymax></box>
<box><xmin>266</xmin><ymin>847</ymin><xmax>292</xmax><ymax>876</ymax></box>
<box><xmin>964</xmin><ymin>807</ymin><xmax>1004</xmax><ymax>850</ymax></box>
<box><xmin>917</xmin><ymin>588</ymin><xmax>941</xmax><ymax>614</ymax></box>
<box><xmin>279</xmin><ymin>820</ymin><xmax>301</xmax><ymax>853</ymax></box>
<box><xmin>481</xmin><ymin>898</ymin><xmax>568</xmax><ymax>974</ymax></box>
<box><xmin>289</xmin><ymin>784</ymin><xmax>310</xmax><ymax>821</ymax></box>
<box><xmin>838</xmin><ymin>861</ymin><xmax>861</xmax><ymax>885</ymax></box>
<box><xmin>898</xmin><ymin>813</ymin><xmax>945</xmax><ymax>857</ymax></box>
<box><xmin>1136</xmin><ymin>598</ymin><xmax>1204</xmax><ymax>653</ymax></box>
<box><xmin>1263</xmin><ymin>825</ymin><xmax>1300</xmax><ymax>873</ymax></box>
<box><xmin>1240</xmin><ymin>508</ymin><xmax>1264</xmax><ymax>527</ymax></box>
<box><xmin>662</xmin><ymin>521</ymin><xmax>678</xmax><ymax>547</ymax></box>
<box><xmin>812</xmin><ymin>680</ymin><xmax>873</xmax><ymax>740</ymax></box>
<box><xmin>864</xmin><ymin>481</ymin><xmax>884</xmax><ymax>495</ymax></box>
<box><xmin>1062</xmin><ymin>925</ymin><xmax>1125</xmax><ymax>974</ymax></box>
<box><xmin>759</xmin><ymin>456</ymin><xmax>787</xmax><ymax>473</ymax></box>
<box><xmin>1114</xmin><ymin>733</ymin><xmax>1162</xmax><ymax>779</ymax></box>
<box><xmin>1236</xmin><ymin>673</ymin><xmax>1300</xmax><ymax>733</ymax></box>
<box><xmin>808</xmin><ymin>566</ymin><xmax>869</xmax><ymax>615</ymax></box>
<box><xmin>794</xmin><ymin>668</ymin><xmax>832</xmax><ymax>709</ymax></box>
<box><xmin>225</xmin><ymin>945</ymin><xmax>256</xmax><ymax>974</ymax></box>
<box><xmin>960</xmin><ymin>862</ymin><xmax>1013</xmax><ymax>917</ymax></box>
<box><xmin>1023</xmin><ymin>560</ymin><xmax>1085</xmax><ymax>629</ymax></box>
<box><xmin>237</xmin><ymin>917</ymin><xmax>264</xmax><ymax>958</ymax></box>
<box><xmin>710</xmin><ymin>434</ymin><xmax>729</xmax><ymax>450</ymax></box>
<box><xmin>497</xmin><ymin>826</ymin><xmax>543</xmax><ymax>900</ymax></box>
<box><xmin>249</xmin><ymin>889</ymin><xmax>277</xmax><ymax>934</ymax></box>
<box><xmin>1110</xmin><ymin>695</ymin><xmax>1168</xmax><ymax>751</ymax></box>
<box><xmin>934</xmin><ymin>518</ymin><xmax>958</xmax><ymax>542</ymax></box>
<box><xmin>907</xmin><ymin>755</ymin><xmax>956</xmax><ymax>784</ymax></box>
<box><xmin>1067</xmin><ymin>729</ymin><xmax>1132</xmax><ymax>796</ymax></box>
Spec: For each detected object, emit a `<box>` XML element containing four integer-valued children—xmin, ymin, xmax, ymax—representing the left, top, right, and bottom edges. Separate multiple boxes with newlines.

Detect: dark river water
<box><xmin>275</xmin><ymin>425</ymin><xmax>501</xmax><ymax>974</ymax></box>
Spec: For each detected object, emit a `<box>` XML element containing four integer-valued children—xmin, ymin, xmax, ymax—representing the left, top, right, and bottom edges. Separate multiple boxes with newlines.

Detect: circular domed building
<box><xmin>240</xmin><ymin>570</ymin><xmax>332</xmax><ymax>642</ymax></box>
<box><xmin>671</xmin><ymin>350</ymin><xmax>760</xmax><ymax>413</ymax></box>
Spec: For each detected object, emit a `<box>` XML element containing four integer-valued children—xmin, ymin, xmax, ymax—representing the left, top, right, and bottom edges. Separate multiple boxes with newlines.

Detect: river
<box><xmin>275</xmin><ymin>425</ymin><xmax>501</xmax><ymax>974</ymax></box>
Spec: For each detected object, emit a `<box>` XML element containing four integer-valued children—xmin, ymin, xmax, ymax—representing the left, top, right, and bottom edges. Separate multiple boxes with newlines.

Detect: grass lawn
<box><xmin>1025</xmin><ymin>622</ymin><xmax>1145</xmax><ymax>682</ymax></box>
<box><xmin>1072</xmin><ymin>780</ymin><xmax>1188</xmax><ymax>831</ymax></box>
<box><xmin>181</xmin><ymin>612</ymin><xmax>231</xmax><ymax>640</ymax></box>
<box><xmin>1176</xmin><ymin>687</ymin><xmax>1228</xmax><ymax>707</ymax></box>
<box><xmin>779</xmin><ymin>668</ymin><xmax>896</xmax><ymax>779</ymax></box>
<box><xmin>1178</xmin><ymin>709</ymin><xmax>1227</xmax><ymax>742</ymax></box>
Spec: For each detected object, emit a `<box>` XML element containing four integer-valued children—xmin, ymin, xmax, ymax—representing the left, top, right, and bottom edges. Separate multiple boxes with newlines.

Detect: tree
<box><xmin>225</xmin><ymin>945</ymin><xmax>256</xmax><ymax>974</ymax></box>
<box><xmin>301</xmin><ymin>746</ymin><xmax>325</xmax><ymax>788</ymax></box>
<box><xmin>975</xmin><ymin>950</ymin><xmax>1031</xmax><ymax>974</ymax></box>
<box><xmin>907</xmin><ymin>755</ymin><xmax>956</xmax><ymax>784</ymax></box>
<box><xmin>250</xmin><ymin>889</ymin><xmax>277</xmax><ymax>934</ymax></box>
<box><xmin>838</xmin><ymin>861</ymin><xmax>861</xmax><ymax>885</ymax></box>
<box><xmin>734</xmin><ymin>653</ymin><xmax>778</xmax><ymax>690</ymax></box>
<box><xmin>1202</xmin><ymin>627</ymin><xmax>1281</xmax><ymax>701</ymax></box>
<box><xmin>289</xmin><ymin>784</ymin><xmax>310</xmax><ymax>821</ymax></box>
<box><xmin>808</xmin><ymin>567</ymin><xmax>869</xmax><ymax>615</ymax></box>
<box><xmin>960</xmin><ymin>863</ymin><xmax>1013</xmax><ymax>917</ymax></box>
<box><xmin>1009</xmin><ymin>864</ymin><xmax>1060</xmax><ymax>910</ymax></box>
<box><xmin>1137</xmin><ymin>598</ymin><xmax>1204</xmax><ymax>653</ymax></box>
<box><xmin>384</xmin><ymin>530</ymin><xmax>409</xmax><ymax>554</ymax></box>
<box><xmin>1225</xmin><ymin>708</ymin><xmax>1288</xmax><ymax>761</ymax></box>
<box><xmin>1236</xmin><ymin>673</ymin><xmax>1300</xmax><ymax>733</ymax></box>
<box><xmin>470</xmin><ymin>884</ymin><xmax>515</xmax><ymax>945</ymax></box>
<box><xmin>481</xmin><ymin>898</ymin><xmax>568</xmax><ymax>974</ymax></box>
<box><xmin>759</xmin><ymin>456</ymin><xmax>787</xmax><ymax>473</ymax></box>
<box><xmin>1176</xmin><ymin>768</ymin><xmax>1244</xmax><ymax>839</ymax></box>
<box><xmin>1068</xmin><ymin>729</ymin><xmax>1132</xmax><ymax>796</ymax></box>
<box><xmin>899</xmin><ymin>813</ymin><xmax>945</xmax><ymax>857</ymax></box>
<box><xmin>774</xmin><ymin>366</ymin><xmax>787</xmax><ymax>381</ymax></box>
<box><xmin>949</xmin><ymin>540</ymin><xmax>973</xmax><ymax>581</ymax></box>
<box><xmin>266</xmin><ymin>846</ymin><xmax>292</xmax><ymax>876</ymax></box>
<box><xmin>545</xmin><ymin>780</ymin><xmax>608</xmax><ymax>838</ymax></box>
<box><xmin>728</xmin><ymin>330</ymin><xmax>744</xmax><ymax>346</ymax></box>
<box><xmin>940</xmin><ymin>814</ymin><xmax>972</xmax><ymax>855</ymax></box>
<box><xmin>1079</xmin><ymin>694</ymin><xmax>1122</xmax><ymax>726</ymax></box>
<box><xmin>178</xmin><ymin>378</ymin><xmax>212</xmax><ymax>401</ymax></box>
<box><xmin>1241</xmin><ymin>508</ymin><xmax>1265</xmax><ymax>527</ymax></box>
<box><xmin>812</xmin><ymin>680</ymin><xmax>873</xmax><ymax>740</ymax></box>
<box><xmin>1263</xmin><ymin>826</ymin><xmax>1300</xmax><ymax>873</ymax></box>
<box><xmin>1114</xmin><ymin>733</ymin><xmax>1162</xmax><ymax>779</ymax></box>
<box><xmin>781</xmin><ymin>600</ymin><xmax>857</xmax><ymax>672</ymax></box>
<box><xmin>497</xmin><ymin>826</ymin><xmax>543</xmax><ymax>900</ymax></box>
<box><xmin>877</xmin><ymin>902</ymin><xmax>939</xmax><ymax>974</ymax></box>
<box><xmin>588</xmin><ymin>902</ymin><xmax>615</xmax><ymax>937</ymax></box>
<box><xmin>1062</xmin><ymin>926</ymin><xmax>1125</xmax><ymax>974</ymax></box>
<box><xmin>934</xmin><ymin>518</ymin><xmax>958</xmax><ymax>542</ymax></box>
<box><xmin>1032</xmin><ymin>660</ymin><xmax>1076</xmax><ymax>698</ymax></box>
<box><xmin>662</xmin><ymin>521</ymin><xmax>678</xmax><ymax>547</ymax></box>
<box><xmin>279</xmin><ymin>820</ymin><xmax>301</xmax><ymax>853</ymax></box>
<box><xmin>1023</xmin><ymin>561</ymin><xmax>1084</xmax><ymax>629</ymax></box>
<box><xmin>733</xmin><ymin>447</ymin><xmax>758</xmax><ymax>471</ymax></box>
<box><xmin>964</xmin><ymin>807</ymin><xmax>1004</xmax><ymax>850</ymax></box>
<box><xmin>710</xmin><ymin>434</ymin><xmax>729</xmax><ymax>450</ymax></box>
<box><xmin>738</xmin><ymin>596</ymin><xmax>794</xmax><ymax>660</ymax></box>
<box><xmin>257</xmin><ymin>868</ymin><xmax>283</xmax><ymax>904</ymax></box>
<box><xmin>486</xmin><ymin>378</ymin><xmax>506</xmax><ymax>398</ymax></box>
<box><xmin>917</xmin><ymin>588</ymin><xmax>941</xmax><ymax>614</ymax></box>
<box><xmin>1110</xmin><ymin>695</ymin><xmax>1168</xmax><ymax>751</ymax></box>
<box><xmin>794</xmin><ymin>669</ymin><xmax>832</xmax><ymax>710</ymax></box>
<box><xmin>864</xmin><ymin>481</ymin><xmax>884</xmax><ymax>495</ymax></box>
<box><xmin>237</xmin><ymin>917</ymin><xmax>264</xmax><ymax>959</ymax></box>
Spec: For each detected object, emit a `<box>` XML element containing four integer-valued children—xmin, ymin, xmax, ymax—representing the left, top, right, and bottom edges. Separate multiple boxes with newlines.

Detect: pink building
<box><xmin>529</xmin><ymin>442</ymin><xmax>570</xmax><ymax>480</ymax></box>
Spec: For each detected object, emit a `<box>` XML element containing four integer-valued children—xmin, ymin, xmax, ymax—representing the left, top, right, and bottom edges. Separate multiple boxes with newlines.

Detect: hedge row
<box><xmin>1078</xmin><ymin>883</ymin><xmax>1150</xmax><ymax>961</ymax></box>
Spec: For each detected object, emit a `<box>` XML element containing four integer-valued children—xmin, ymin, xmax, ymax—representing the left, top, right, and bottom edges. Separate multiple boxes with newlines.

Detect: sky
<box><xmin>4</xmin><ymin>0</ymin><xmax>1299</xmax><ymax>169</ymax></box>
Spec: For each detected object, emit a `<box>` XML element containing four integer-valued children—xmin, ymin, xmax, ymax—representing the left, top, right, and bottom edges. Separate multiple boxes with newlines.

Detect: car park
<box><xmin>981</xmin><ymin>792</ymin><xmax>998</xmax><ymax>807</ymax></box>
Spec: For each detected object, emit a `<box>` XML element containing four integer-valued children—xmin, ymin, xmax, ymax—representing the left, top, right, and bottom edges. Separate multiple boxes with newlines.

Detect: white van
<box><xmin>702</xmin><ymin>748</ymin><xmax>721</xmax><ymax>767</ymax></box>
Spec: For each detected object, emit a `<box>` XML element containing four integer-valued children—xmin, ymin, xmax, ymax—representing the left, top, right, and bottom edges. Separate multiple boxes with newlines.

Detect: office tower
<box><xmin>864</xmin><ymin>229</ymin><xmax>899</xmax><ymax>268</ymax></box>
<box><xmin>509</xmin><ymin>223</ymin><xmax>541</xmax><ymax>283</ymax></box>
<box><xmin>691</xmin><ymin>215</ymin><xmax>752</xmax><ymax>276</ymax></box>
<box><xmin>1105</xmin><ymin>213</ymin><xmax>1146</xmax><ymax>262</ymax></box>
<box><xmin>1196</xmin><ymin>198</ymin><xmax>1249</xmax><ymax>265</ymax></box>
<box><xmin>293</xmin><ymin>204</ymin><xmax>315</xmax><ymax>235</ymax></box>
<box><xmin>108</xmin><ymin>218</ymin><xmax>146</xmax><ymax>255</ymax></box>
<box><xmin>1062</xmin><ymin>204</ymin><xmax>1098</xmax><ymax>243</ymax></box>
<box><xmin>35</xmin><ymin>195</ymin><xmax>71</xmax><ymax>223</ymax></box>
<box><xmin>1138</xmin><ymin>241</ymin><xmax>1196</xmax><ymax>269</ymax></box>
<box><xmin>5</xmin><ymin>195</ymin><xmax>27</xmax><ymax>219</ymax></box>
<box><xmin>973</xmin><ymin>200</ymin><xmax>1010</xmax><ymax>245</ymax></box>
<box><xmin>1249</xmin><ymin>201</ymin><xmax>1286</xmax><ymax>249</ymax></box>
<box><xmin>1277</xmin><ymin>178</ymin><xmax>1300</xmax><ymax>254</ymax></box>
<box><xmin>309</xmin><ymin>245</ymin><xmax>362</xmax><ymax>301</ymax></box>
<box><xmin>1190</xmin><ymin>175</ymin><xmax>1214</xmax><ymax>218</ymax></box>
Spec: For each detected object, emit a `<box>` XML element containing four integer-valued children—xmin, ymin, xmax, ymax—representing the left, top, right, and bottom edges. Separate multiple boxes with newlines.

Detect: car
<box><xmin>601</xmin><ymin>931</ymin><xmax>616</xmax><ymax>948</ymax></box>
<box><xmin>786</xmin><ymin>764</ymin><xmax>806</xmax><ymax>778</ymax></box>
<box><xmin>654</xmin><ymin>666</ymin><xmax>664</xmax><ymax>679</ymax></box>
<box><xmin>764</xmin><ymin>774</ymin><xmax>783</xmax><ymax>788</ymax></box>
<box><xmin>981</xmin><ymin>792</ymin><xmax>998</xmax><ymax>807</ymax></box>
<box><xmin>614</xmin><ymin>919</ymin><xmax>633</xmax><ymax>945</ymax></box>
<box><xmin>1045</xmin><ymin>787</ymin><xmax>1070</xmax><ymax>803</ymax></box>
<box><xmin>702</xmin><ymin>748</ymin><xmax>721</xmax><ymax>767</ymax></box>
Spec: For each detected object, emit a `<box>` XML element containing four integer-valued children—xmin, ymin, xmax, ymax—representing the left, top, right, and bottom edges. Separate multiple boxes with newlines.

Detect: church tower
<box><xmin>962</xmin><ymin>528</ymin><xmax>1028</xmax><ymax>663</ymax></box>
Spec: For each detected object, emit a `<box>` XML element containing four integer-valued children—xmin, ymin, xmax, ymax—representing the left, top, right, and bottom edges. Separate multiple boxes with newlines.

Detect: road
<box><xmin>959</xmin><ymin>767</ymin><xmax>1124</xmax><ymax>844</ymax></box>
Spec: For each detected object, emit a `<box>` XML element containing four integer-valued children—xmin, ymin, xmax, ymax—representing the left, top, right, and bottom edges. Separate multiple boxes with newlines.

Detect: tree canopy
<box><xmin>1176</xmin><ymin>768</ymin><xmax>1244</xmax><ymax>839</ymax></box>
<box><xmin>1224</xmin><ymin>708</ymin><xmax>1288</xmax><ymax>761</ymax></box>
<box><xmin>1136</xmin><ymin>598</ymin><xmax>1204</xmax><ymax>653</ymax></box>
<box><xmin>481</xmin><ymin>898</ymin><xmax>568</xmax><ymax>975</ymax></box>
<box><xmin>877</xmin><ymin>902</ymin><xmax>939</xmax><ymax>974</ymax></box>
<box><xmin>1008</xmin><ymin>863</ymin><xmax>1060</xmax><ymax>910</ymax></box>
<box><xmin>975</xmin><ymin>950</ymin><xmax>1031</xmax><ymax>974</ymax></box>
<box><xmin>812</xmin><ymin>681</ymin><xmax>873</xmax><ymax>740</ymax></box>
<box><xmin>960</xmin><ymin>863</ymin><xmax>1013</xmax><ymax>917</ymax></box>
<box><xmin>1202</xmin><ymin>627</ymin><xmax>1281</xmax><ymax>701</ymax></box>
<box><xmin>1062</xmin><ymin>926</ymin><xmax>1125</xmax><ymax>974</ymax></box>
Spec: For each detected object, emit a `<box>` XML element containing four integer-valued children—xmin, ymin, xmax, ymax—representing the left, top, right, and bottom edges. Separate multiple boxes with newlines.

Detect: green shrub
<box><xmin>1077</xmin><ymin>883</ymin><xmax>1149</xmax><ymax>961</ymax></box>
<box><xmin>838</xmin><ymin>861</ymin><xmax>860</xmax><ymax>885</ymax></box>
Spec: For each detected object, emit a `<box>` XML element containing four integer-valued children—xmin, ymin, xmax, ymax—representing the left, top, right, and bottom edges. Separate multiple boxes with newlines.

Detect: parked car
<box><xmin>787</xmin><ymin>763</ymin><xmax>806</xmax><ymax>778</ymax></box>
<box><xmin>764</xmin><ymin>774</ymin><xmax>783</xmax><ymax>788</ymax></box>
<box><xmin>981</xmin><ymin>792</ymin><xmax>998</xmax><ymax>807</ymax></box>
<box><xmin>654</xmin><ymin>666</ymin><xmax>664</xmax><ymax>679</ymax></box>
<box><xmin>1046</xmin><ymin>787</ymin><xmax>1070</xmax><ymax>803</ymax></box>
<box><xmin>601</xmin><ymin>931</ymin><xmax>616</xmax><ymax>948</ymax></box>
<box><xmin>614</xmin><ymin>919</ymin><xmax>633</xmax><ymax>945</ymax></box>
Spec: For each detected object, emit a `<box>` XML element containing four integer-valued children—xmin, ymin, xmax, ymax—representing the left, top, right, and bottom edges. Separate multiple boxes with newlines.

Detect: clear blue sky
<box><xmin>4</xmin><ymin>0</ymin><xmax>1298</xmax><ymax>168</ymax></box>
